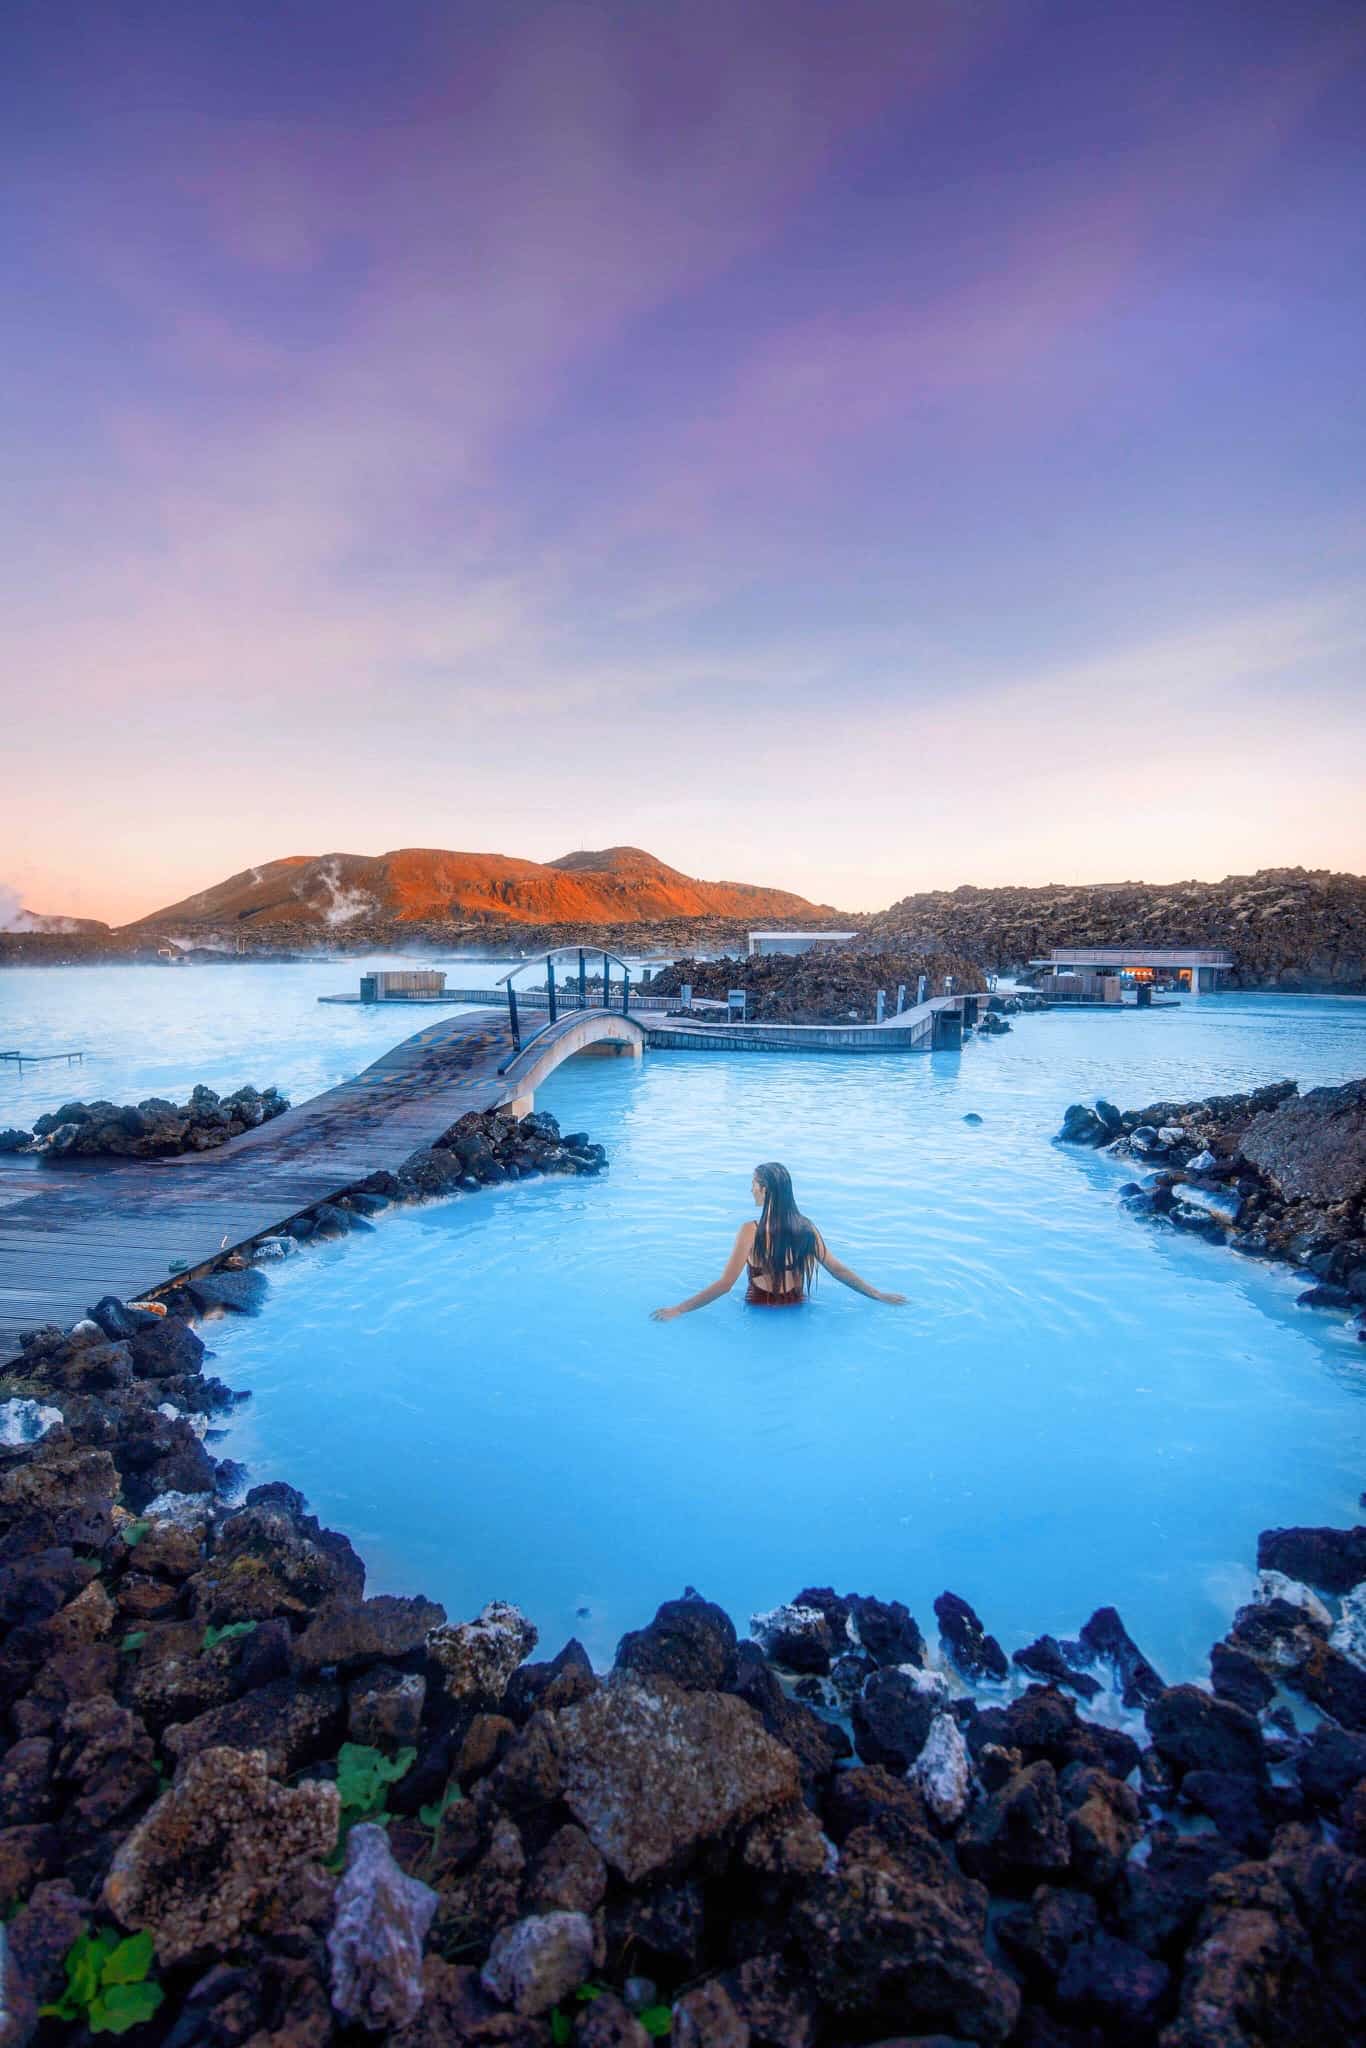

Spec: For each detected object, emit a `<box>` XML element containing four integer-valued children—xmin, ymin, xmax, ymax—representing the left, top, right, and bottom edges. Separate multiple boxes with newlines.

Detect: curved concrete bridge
<box><xmin>0</xmin><ymin>1007</ymin><xmax>647</xmax><ymax>1360</ymax></box>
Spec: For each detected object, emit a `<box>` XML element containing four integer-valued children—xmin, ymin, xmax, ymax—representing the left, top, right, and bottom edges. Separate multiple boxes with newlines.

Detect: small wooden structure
<box><xmin>358</xmin><ymin>970</ymin><xmax>447</xmax><ymax>1002</ymax></box>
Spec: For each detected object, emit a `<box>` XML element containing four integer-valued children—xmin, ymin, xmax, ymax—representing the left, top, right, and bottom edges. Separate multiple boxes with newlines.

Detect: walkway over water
<box><xmin>0</xmin><ymin>1007</ymin><xmax>645</xmax><ymax>1361</ymax></box>
<box><xmin>0</xmin><ymin>989</ymin><xmax>973</xmax><ymax>1359</ymax></box>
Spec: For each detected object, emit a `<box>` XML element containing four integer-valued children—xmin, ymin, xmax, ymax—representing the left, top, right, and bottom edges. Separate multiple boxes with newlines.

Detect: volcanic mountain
<box><xmin>121</xmin><ymin>846</ymin><xmax>836</xmax><ymax>936</ymax></box>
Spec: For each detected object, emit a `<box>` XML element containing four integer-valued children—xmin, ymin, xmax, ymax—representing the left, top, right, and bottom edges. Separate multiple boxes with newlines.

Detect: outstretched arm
<box><xmin>817</xmin><ymin>1234</ymin><xmax>907</xmax><ymax>1306</ymax></box>
<box><xmin>652</xmin><ymin>1224</ymin><xmax>754</xmax><ymax>1321</ymax></box>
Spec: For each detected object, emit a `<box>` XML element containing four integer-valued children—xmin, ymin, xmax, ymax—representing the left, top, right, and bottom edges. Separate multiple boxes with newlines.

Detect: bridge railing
<box><xmin>496</xmin><ymin>946</ymin><xmax>634</xmax><ymax>1057</ymax></box>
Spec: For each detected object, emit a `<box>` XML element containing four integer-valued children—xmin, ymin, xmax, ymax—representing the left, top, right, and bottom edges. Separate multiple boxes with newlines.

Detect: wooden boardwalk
<box><xmin>0</xmin><ymin>992</ymin><xmax>964</xmax><ymax>1362</ymax></box>
<box><xmin>0</xmin><ymin>1008</ymin><xmax>553</xmax><ymax>1361</ymax></box>
<box><xmin>637</xmin><ymin>995</ymin><xmax>962</xmax><ymax>1054</ymax></box>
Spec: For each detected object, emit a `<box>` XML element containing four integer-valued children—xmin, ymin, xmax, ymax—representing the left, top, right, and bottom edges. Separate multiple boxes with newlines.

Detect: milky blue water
<box><xmin>5</xmin><ymin>968</ymin><xmax>1365</xmax><ymax>1685</ymax></box>
<box><xmin>0</xmin><ymin>957</ymin><xmax>514</xmax><ymax>1125</ymax></box>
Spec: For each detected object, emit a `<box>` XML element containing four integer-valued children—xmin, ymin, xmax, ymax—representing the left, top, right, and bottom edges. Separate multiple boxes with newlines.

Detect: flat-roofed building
<box><xmin>748</xmin><ymin>930</ymin><xmax>858</xmax><ymax>958</ymax></box>
<box><xmin>1034</xmin><ymin>946</ymin><xmax>1232</xmax><ymax>994</ymax></box>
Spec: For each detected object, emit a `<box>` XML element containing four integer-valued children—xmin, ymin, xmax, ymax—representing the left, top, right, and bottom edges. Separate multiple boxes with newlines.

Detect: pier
<box><xmin>1</xmin><ymin>983</ymin><xmax>975</xmax><ymax>1359</ymax></box>
<box><xmin>0</xmin><ymin>1007</ymin><xmax>644</xmax><ymax>1361</ymax></box>
<box><xmin>638</xmin><ymin>996</ymin><xmax>965</xmax><ymax>1054</ymax></box>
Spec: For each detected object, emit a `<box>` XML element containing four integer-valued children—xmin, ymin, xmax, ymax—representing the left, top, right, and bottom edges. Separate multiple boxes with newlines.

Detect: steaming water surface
<box><xmin>6</xmin><ymin>969</ymin><xmax>1366</xmax><ymax>1683</ymax></box>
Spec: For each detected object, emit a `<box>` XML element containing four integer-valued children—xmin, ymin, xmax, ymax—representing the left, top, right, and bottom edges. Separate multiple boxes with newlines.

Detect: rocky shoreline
<box><xmin>863</xmin><ymin>868</ymin><xmax>1366</xmax><ymax>994</ymax></box>
<box><xmin>2</xmin><ymin>1270</ymin><xmax>1365</xmax><ymax>2046</ymax></box>
<box><xmin>3</xmin><ymin>1103</ymin><xmax>1364</xmax><ymax>2044</ymax></box>
<box><xmin>0</xmin><ymin>1087</ymin><xmax>291</xmax><ymax>1164</ymax></box>
<box><xmin>1057</xmin><ymin>1077</ymin><xmax>1366</xmax><ymax>1342</ymax></box>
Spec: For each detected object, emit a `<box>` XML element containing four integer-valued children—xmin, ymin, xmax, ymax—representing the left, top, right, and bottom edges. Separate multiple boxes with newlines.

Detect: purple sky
<box><xmin>4</xmin><ymin>0</ymin><xmax>1364</xmax><ymax>922</ymax></box>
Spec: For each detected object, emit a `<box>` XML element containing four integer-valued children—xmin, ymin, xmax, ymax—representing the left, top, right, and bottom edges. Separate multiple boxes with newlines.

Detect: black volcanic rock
<box><xmin>1257</xmin><ymin>1523</ymin><xmax>1366</xmax><ymax>1594</ymax></box>
<box><xmin>935</xmin><ymin>1590</ymin><xmax>1008</xmax><ymax>1681</ymax></box>
<box><xmin>615</xmin><ymin>1592</ymin><xmax>738</xmax><ymax>1691</ymax></box>
<box><xmin>860</xmin><ymin>867</ymin><xmax>1366</xmax><ymax>994</ymax></box>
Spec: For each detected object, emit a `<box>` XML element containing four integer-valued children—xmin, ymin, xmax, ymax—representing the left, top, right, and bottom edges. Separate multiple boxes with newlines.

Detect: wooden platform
<box><xmin>0</xmin><ymin>993</ymin><xmax>966</xmax><ymax>1361</ymax></box>
<box><xmin>0</xmin><ymin>1007</ymin><xmax>554</xmax><ymax>1362</ymax></box>
<box><xmin>638</xmin><ymin>996</ymin><xmax>958</xmax><ymax>1054</ymax></box>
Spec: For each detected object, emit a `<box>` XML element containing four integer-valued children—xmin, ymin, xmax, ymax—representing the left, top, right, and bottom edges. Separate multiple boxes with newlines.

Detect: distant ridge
<box><xmin>9</xmin><ymin>860</ymin><xmax>1363</xmax><ymax>993</ymax></box>
<box><xmin>863</xmin><ymin>866</ymin><xmax>1366</xmax><ymax>992</ymax></box>
<box><xmin>120</xmin><ymin>845</ymin><xmax>836</xmax><ymax>935</ymax></box>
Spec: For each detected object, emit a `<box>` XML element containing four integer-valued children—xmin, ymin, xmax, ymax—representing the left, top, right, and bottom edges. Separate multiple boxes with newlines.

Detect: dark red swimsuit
<box><xmin>745</xmin><ymin>1264</ymin><xmax>804</xmax><ymax>1307</ymax></box>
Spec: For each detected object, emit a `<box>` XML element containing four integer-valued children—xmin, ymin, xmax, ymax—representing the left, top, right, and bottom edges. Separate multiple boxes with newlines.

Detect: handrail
<box><xmin>497</xmin><ymin>944</ymin><xmax>634</xmax><ymax>1053</ymax></box>
<box><xmin>494</xmin><ymin>946</ymin><xmax>633</xmax><ymax>990</ymax></box>
<box><xmin>495</xmin><ymin>1012</ymin><xmax>572</xmax><ymax>1077</ymax></box>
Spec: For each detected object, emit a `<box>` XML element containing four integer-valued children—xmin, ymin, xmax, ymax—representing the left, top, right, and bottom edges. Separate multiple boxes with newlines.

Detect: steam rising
<box><xmin>312</xmin><ymin>859</ymin><xmax>374</xmax><ymax>929</ymax></box>
<box><xmin>1</xmin><ymin>883</ymin><xmax>92</xmax><ymax>935</ymax></box>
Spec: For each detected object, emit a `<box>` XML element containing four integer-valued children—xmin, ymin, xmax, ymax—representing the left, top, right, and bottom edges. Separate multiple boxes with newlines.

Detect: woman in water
<box><xmin>651</xmin><ymin>1161</ymin><xmax>906</xmax><ymax>1320</ymax></box>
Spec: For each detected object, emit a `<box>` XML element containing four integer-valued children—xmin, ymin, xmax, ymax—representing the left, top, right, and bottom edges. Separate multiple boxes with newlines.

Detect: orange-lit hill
<box><xmin>121</xmin><ymin>847</ymin><xmax>835</xmax><ymax>934</ymax></box>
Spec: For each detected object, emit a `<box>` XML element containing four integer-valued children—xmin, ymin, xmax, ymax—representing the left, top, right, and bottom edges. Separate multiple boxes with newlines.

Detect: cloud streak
<box><xmin>2</xmin><ymin>0</ymin><xmax>1363</xmax><ymax>919</ymax></box>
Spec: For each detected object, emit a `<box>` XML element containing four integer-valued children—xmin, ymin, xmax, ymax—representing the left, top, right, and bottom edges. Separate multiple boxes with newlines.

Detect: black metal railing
<box><xmin>496</xmin><ymin>946</ymin><xmax>634</xmax><ymax>1064</ymax></box>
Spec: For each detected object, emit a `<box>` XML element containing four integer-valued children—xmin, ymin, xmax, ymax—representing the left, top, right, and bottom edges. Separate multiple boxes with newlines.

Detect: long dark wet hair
<box><xmin>752</xmin><ymin>1162</ymin><xmax>821</xmax><ymax>1292</ymax></box>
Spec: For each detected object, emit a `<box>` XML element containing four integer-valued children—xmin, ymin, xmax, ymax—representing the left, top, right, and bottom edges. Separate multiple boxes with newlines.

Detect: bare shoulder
<box><xmin>736</xmin><ymin>1218</ymin><xmax>758</xmax><ymax>1243</ymax></box>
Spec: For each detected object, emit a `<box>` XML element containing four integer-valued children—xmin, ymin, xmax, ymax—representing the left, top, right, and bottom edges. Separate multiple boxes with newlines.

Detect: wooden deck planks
<box><xmin>0</xmin><ymin>1007</ymin><xmax>566</xmax><ymax>1361</ymax></box>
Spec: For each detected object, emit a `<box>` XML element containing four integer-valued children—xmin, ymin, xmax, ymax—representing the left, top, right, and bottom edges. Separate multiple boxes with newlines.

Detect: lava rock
<box><xmin>1179</xmin><ymin>1769</ymin><xmax>1275</xmax><ymax>1855</ymax></box>
<box><xmin>164</xmin><ymin>1676</ymin><xmax>345</xmax><ymax>1778</ymax></box>
<box><xmin>1058</xmin><ymin>1104</ymin><xmax>1110</xmax><ymax>1147</ymax></box>
<box><xmin>728</xmin><ymin>1642</ymin><xmax>852</xmax><ymax>1785</ymax></box>
<box><xmin>480</xmin><ymin>1910</ymin><xmax>595</xmax><ymax>2016</ymax></box>
<box><xmin>996</xmin><ymin>1883</ymin><xmax>1099</xmax><ymax>1989</ymax></box>
<box><xmin>1145</xmin><ymin>1685</ymin><xmax>1268</xmax><ymax>1783</ymax></box>
<box><xmin>1114</xmin><ymin>1822</ymin><xmax>1241</xmax><ymax>1959</ymax></box>
<box><xmin>195</xmin><ymin>1483</ymin><xmax>364</xmax><ymax>1624</ymax></box>
<box><xmin>1210</xmin><ymin>1640</ymin><xmax>1275</xmax><ymax>1715</ymax></box>
<box><xmin>1162</xmin><ymin>1860</ymin><xmax>1319</xmax><ymax>2048</ymax></box>
<box><xmin>957</xmin><ymin>1761</ymin><xmax>1072</xmax><ymax>1891</ymax></box>
<box><xmin>102</xmin><ymin>1745</ymin><xmax>338</xmax><ymax>1965</ymax></box>
<box><xmin>128</xmin><ymin>1318</ymin><xmax>205</xmax><ymax>1380</ymax></box>
<box><xmin>523</xmin><ymin>1822</ymin><xmax>608</xmax><ymax>1917</ymax></box>
<box><xmin>1055</xmin><ymin>1930</ymin><xmax>1171</xmax><ymax>2034</ymax></box>
<box><xmin>1297</xmin><ymin>1638</ymin><xmax>1366</xmax><ymax>1729</ymax></box>
<box><xmin>348</xmin><ymin>1666</ymin><xmax>428</xmax><ymax>1751</ymax></box>
<box><xmin>1228</xmin><ymin>1595</ymin><xmax>1327</xmax><ymax>1675</ymax></box>
<box><xmin>749</xmin><ymin>1602</ymin><xmax>834</xmax><ymax>1674</ymax></box>
<box><xmin>294</xmin><ymin>1593</ymin><xmax>446</xmax><ymax>1674</ymax></box>
<box><xmin>328</xmin><ymin>1821</ymin><xmax>438</xmax><ymax>2031</ymax></box>
<box><xmin>935</xmin><ymin>1590</ymin><xmax>1008</xmax><ymax>1681</ymax></box>
<box><xmin>557</xmin><ymin>1674</ymin><xmax>800</xmax><ymax>1884</ymax></box>
<box><xmin>504</xmin><ymin>1638</ymin><xmax>596</xmax><ymax>1722</ymax></box>
<box><xmin>1297</xmin><ymin>1722</ymin><xmax>1366</xmax><ymax>1813</ymax></box>
<box><xmin>87</xmin><ymin>1297</ymin><xmax>161</xmax><ymax>1340</ymax></box>
<box><xmin>846</xmin><ymin>1593</ymin><xmax>926</xmax><ymax>1668</ymax></box>
<box><xmin>851</xmin><ymin>1666</ymin><xmax>939</xmax><ymax>1772</ymax></box>
<box><xmin>1071</xmin><ymin>1605</ymin><xmax>1166</xmax><ymax>1707</ymax></box>
<box><xmin>1060</xmin><ymin>1763</ymin><xmax>1144</xmax><ymax>1891</ymax></box>
<box><xmin>793</xmin><ymin>1834</ymin><xmax>1020</xmax><ymax>2043</ymax></box>
<box><xmin>184</xmin><ymin>1268</ymin><xmax>269</xmax><ymax>1317</ymax></box>
<box><xmin>672</xmin><ymin>1981</ymin><xmax>750</xmax><ymax>2048</ymax></box>
<box><xmin>427</xmin><ymin>1599</ymin><xmax>538</xmax><ymax>1706</ymax></box>
<box><xmin>1013</xmin><ymin>1635</ymin><xmax>1101</xmax><ymax>1700</ymax></box>
<box><xmin>1257</xmin><ymin>1523</ymin><xmax>1366</xmax><ymax>1595</ymax></box>
<box><xmin>1241</xmin><ymin>1077</ymin><xmax>1366</xmax><ymax>1205</ymax></box>
<box><xmin>909</xmin><ymin>1711</ymin><xmax>973</xmax><ymax>1828</ymax></box>
<box><xmin>616</xmin><ymin>1592</ymin><xmax>738</xmax><ymax>1691</ymax></box>
<box><xmin>792</xmin><ymin>1585</ymin><xmax>853</xmax><ymax>1643</ymax></box>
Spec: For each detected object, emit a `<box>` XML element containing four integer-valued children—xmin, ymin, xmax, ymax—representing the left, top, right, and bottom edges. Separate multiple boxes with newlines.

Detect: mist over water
<box><xmin>1</xmin><ymin>958</ymin><xmax>513</xmax><ymax>1122</ymax></box>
